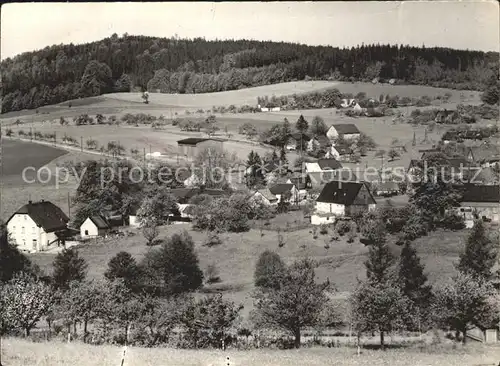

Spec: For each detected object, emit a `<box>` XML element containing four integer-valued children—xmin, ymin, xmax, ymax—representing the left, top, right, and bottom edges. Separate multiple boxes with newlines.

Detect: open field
<box><xmin>0</xmin><ymin>81</ymin><xmax>482</xmax><ymax>123</ymax></box>
<box><xmin>4</xmin><ymin>338</ymin><xmax>500</xmax><ymax>366</ymax></box>
<box><xmin>28</xmin><ymin>222</ymin><xmax>472</xmax><ymax>319</ymax></box>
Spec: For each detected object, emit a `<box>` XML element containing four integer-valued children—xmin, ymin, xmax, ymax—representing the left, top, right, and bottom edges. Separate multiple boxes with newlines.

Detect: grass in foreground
<box><xmin>3</xmin><ymin>338</ymin><xmax>500</xmax><ymax>366</ymax></box>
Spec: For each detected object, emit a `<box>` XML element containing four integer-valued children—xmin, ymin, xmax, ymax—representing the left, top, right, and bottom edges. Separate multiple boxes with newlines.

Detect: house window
<box><xmin>32</xmin><ymin>239</ymin><xmax>37</xmax><ymax>250</ymax></box>
<box><xmin>22</xmin><ymin>239</ymin><xmax>26</xmax><ymax>247</ymax></box>
<box><xmin>32</xmin><ymin>227</ymin><xmax>36</xmax><ymax>234</ymax></box>
<box><xmin>21</xmin><ymin>226</ymin><xmax>25</xmax><ymax>234</ymax></box>
<box><xmin>85</xmin><ymin>230</ymin><xmax>89</xmax><ymax>236</ymax></box>
<box><xmin>12</xmin><ymin>226</ymin><xmax>15</xmax><ymax>232</ymax></box>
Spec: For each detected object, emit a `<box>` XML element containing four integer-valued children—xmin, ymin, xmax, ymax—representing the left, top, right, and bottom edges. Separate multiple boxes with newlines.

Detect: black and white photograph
<box><xmin>0</xmin><ymin>1</ymin><xmax>499</xmax><ymax>365</ymax></box>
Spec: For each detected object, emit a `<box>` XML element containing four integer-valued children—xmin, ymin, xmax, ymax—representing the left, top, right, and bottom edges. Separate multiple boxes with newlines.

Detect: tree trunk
<box><xmin>83</xmin><ymin>320</ymin><xmax>88</xmax><ymax>343</ymax></box>
<box><xmin>73</xmin><ymin>320</ymin><xmax>77</xmax><ymax>335</ymax></box>
<box><xmin>462</xmin><ymin>327</ymin><xmax>467</xmax><ymax>345</ymax></box>
<box><xmin>24</xmin><ymin>327</ymin><xmax>30</xmax><ymax>338</ymax></box>
<box><xmin>380</xmin><ymin>331</ymin><xmax>385</xmax><ymax>351</ymax></box>
<box><xmin>294</xmin><ymin>328</ymin><xmax>301</xmax><ymax>349</ymax></box>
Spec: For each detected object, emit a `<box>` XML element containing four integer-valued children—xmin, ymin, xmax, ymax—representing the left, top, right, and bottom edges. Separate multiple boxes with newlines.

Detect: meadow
<box><xmin>4</xmin><ymin>337</ymin><xmax>500</xmax><ymax>366</ymax></box>
<box><xmin>28</xmin><ymin>221</ymin><xmax>471</xmax><ymax>319</ymax></box>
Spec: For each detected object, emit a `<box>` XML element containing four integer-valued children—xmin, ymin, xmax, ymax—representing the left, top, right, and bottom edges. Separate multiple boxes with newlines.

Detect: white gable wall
<box><xmin>6</xmin><ymin>214</ymin><xmax>57</xmax><ymax>252</ymax></box>
<box><xmin>315</xmin><ymin>201</ymin><xmax>345</xmax><ymax>216</ymax></box>
<box><xmin>80</xmin><ymin>218</ymin><xmax>100</xmax><ymax>238</ymax></box>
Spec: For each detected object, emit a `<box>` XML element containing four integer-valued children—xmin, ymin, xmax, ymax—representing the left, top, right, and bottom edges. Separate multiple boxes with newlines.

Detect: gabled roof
<box><xmin>468</xmin><ymin>144</ymin><xmax>500</xmax><ymax>163</ymax></box>
<box><xmin>316</xmin><ymin>181</ymin><xmax>375</xmax><ymax>205</ymax></box>
<box><xmin>255</xmin><ymin>188</ymin><xmax>278</xmax><ymax>202</ymax></box>
<box><xmin>331</xmin><ymin>124</ymin><xmax>360</xmax><ymax>135</ymax></box>
<box><xmin>269</xmin><ymin>184</ymin><xmax>296</xmax><ymax>195</ymax></box>
<box><xmin>461</xmin><ymin>184</ymin><xmax>500</xmax><ymax>203</ymax></box>
<box><xmin>288</xmin><ymin>177</ymin><xmax>308</xmax><ymax>190</ymax></box>
<box><xmin>317</xmin><ymin>159</ymin><xmax>343</xmax><ymax>170</ymax></box>
<box><xmin>332</xmin><ymin>144</ymin><xmax>353</xmax><ymax>155</ymax></box>
<box><xmin>177</xmin><ymin>138</ymin><xmax>223</xmax><ymax>145</ymax></box>
<box><xmin>289</xmin><ymin>133</ymin><xmax>311</xmax><ymax>142</ymax></box>
<box><xmin>169</xmin><ymin>187</ymin><xmax>226</xmax><ymax>203</ymax></box>
<box><xmin>9</xmin><ymin>201</ymin><xmax>69</xmax><ymax>233</ymax></box>
<box><xmin>314</xmin><ymin>135</ymin><xmax>331</xmax><ymax>147</ymax></box>
<box><xmin>308</xmin><ymin>170</ymin><xmax>357</xmax><ymax>185</ymax></box>
<box><xmin>88</xmin><ymin>215</ymin><xmax>110</xmax><ymax>230</ymax></box>
<box><xmin>376</xmin><ymin>181</ymin><xmax>400</xmax><ymax>191</ymax></box>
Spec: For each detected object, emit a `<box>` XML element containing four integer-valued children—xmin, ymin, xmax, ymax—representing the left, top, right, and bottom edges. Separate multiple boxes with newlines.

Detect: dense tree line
<box><xmin>2</xmin><ymin>33</ymin><xmax>497</xmax><ymax>113</ymax></box>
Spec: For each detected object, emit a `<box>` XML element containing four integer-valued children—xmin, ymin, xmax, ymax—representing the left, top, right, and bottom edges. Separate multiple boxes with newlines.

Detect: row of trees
<box><xmin>2</xmin><ymin>33</ymin><xmax>497</xmax><ymax>112</ymax></box>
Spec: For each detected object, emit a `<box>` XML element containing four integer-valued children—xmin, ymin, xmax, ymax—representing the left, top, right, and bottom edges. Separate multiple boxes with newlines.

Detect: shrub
<box><xmin>319</xmin><ymin>224</ymin><xmax>329</xmax><ymax>235</ymax></box>
<box><xmin>5</xmin><ymin>128</ymin><xmax>13</xmax><ymax>136</ymax></box>
<box><xmin>254</xmin><ymin>250</ymin><xmax>285</xmax><ymax>289</ymax></box>
<box><xmin>335</xmin><ymin>220</ymin><xmax>351</xmax><ymax>236</ymax></box>
<box><xmin>203</xmin><ymin>232</ymin><xmax>222</xmax><ymax>247</ymax></box>
<box><xmin>205</xmin><ymin>263</ymin><xmax>221</xmax><ymax>284</ymax></box>
<box><xmin>437</xmin><ymin>213</ymin><xmax>466</xmax><ymax>231</ymax></box>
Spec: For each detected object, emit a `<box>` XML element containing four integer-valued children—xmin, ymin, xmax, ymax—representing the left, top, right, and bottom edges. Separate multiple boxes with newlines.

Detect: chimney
<box><xmin>28</xmin><ymin>200</ymin><xmax>32</xmax><ymax>205</ymax></box>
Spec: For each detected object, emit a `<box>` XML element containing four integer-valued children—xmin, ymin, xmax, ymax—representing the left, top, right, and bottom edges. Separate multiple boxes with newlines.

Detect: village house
<box><xmin>304</xmin><ymin>158</ymin><xmax>343</xmax><ymax>173</ymax></box>
<box><xmin>307</xmin><ymin>169</ymin><xmax>358</xmax><ymax>190</ymax></box>
<box><xmin>326</xmin><ymin>124</ymin><xmax>361</xmax><ymax>141</ymax></box>
<box><xmin>269</xmin><ymin>183</ymin><xmax>300</xmax><ymax>204</ymax></box>
<box><xmin>80</xmin><ymin>215</ymin><xmax>111</xmax><ymax>239</ymax></box>
<box><xmin>286</xmin><ymin>176</ymin><xmax>309</xmax><ymax>200</ymax></box>
<box><xmin>250</xmin><ymin>188</ymin><xmax>279</xmax><ymax>206</ymax></box>
<box><xmin>374</xmin><ymin>181</ymin><xmax>400</xmax><ymax>197</ymax></box>
<box><xmin>455</xmin><ymin>184</ymin><xmax>500</xmax><ymax>228</ymax></box>
<box><xmin>177</xmin><ymin>138</ymin><xmax>224</xmax><ymax>159</ymax></box>
<box><xmin>307</xmin><ymin>135</ymin><xmax>331</xmax><ymax>152</ymax></box>
<box><xmin>6</xmin><ymin>200</ymin><xmax>69</xmax><ymax>253</ymax></box>
<box><xmin>434</xmin><ymin>109</ymin><xmax>460</xmax><ymax>124</ymax></box>
<box><xmin>326</xmin><ymin>143</ymin><xmax>354</xmax><ymax>161</ymax></box>
<box><xmin>311</xmin><ymin>181</ymin><xmax>376</xmax><ymax>225</ymax></box>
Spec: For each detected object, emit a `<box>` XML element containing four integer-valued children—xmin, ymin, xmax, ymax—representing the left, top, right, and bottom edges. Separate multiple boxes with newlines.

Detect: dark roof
<box><xmin>288</xmin><ymin>177</ymin><xmax>308</xmax><ymax>190</ymax></box>
<box><xmin>331</xmin><ymin>124</ymin><xmax>360</xmax><ymax>135</ymax></box>
<box><xmin>269</xmin><ymin>184</ymin><xmax>295</xmax><ymax>195</ymax></box>
<box><xmin>447</xmin><ymin>158</ymin><xmax>469</xmax><ymax>169</ymax></box>
<box><xmin>308</xmin><ymin>170</ymin><xmax>357</xmax><ymax>185</ymax></box>
<box><xmin>332</xmin><ymin>144</ymin><xmax>353</xmax><ymax>155</ymax></box>
<box><xmin>289</xmin><ymin>133</ymin><xmax>311</xmax><ymax>142</ymax></box>
<box><xmin>461</xmin><ymin>185</ymin><xmax>500</xmax><ymax>203</ymax></box>
<box><xmin>376</xmin><ymin>181</ymin><xmax>400</xmax><ymax>191</ymax></box>
<box><xmin>169</xmin><ymin>187</ymin><xmax>226</xmax><ymax>203</ymax></box>
<box><xmin>316</xmin><ymin>135</ymin><xmax>331</xmax><ymax>146</ymax></box>
<box><xmin>255</xmin><ymin>188</ymin><xmax>278</xmax><ymax>202</ymax></box>
<box><xmin>88</xmin><ymin>215</ymin><xmax>110</xmax><ymax>229</ymax></box>
<box><xmin>177</xmin><ymin>138</ymin><xmax>223</xmax><ymax>145</ymax></box>
<box><xmin>316</xmin><ymin>181</ymin><xmax>375</xmax><ymax>205</ymax></box>
<box><xmin>9</xmin><ymin>201</ymin><xmax>69</xmax><ymax>233</ymax></box>
<box><xmin>317</xmin><ymin>159</ymin><xmax>343</xmax><ymax>170</ymax></box>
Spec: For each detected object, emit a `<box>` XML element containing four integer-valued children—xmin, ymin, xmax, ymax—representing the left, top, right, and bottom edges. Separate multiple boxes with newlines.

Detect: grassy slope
<box><xmin>4</xmin><ymin>338</ymin><xmax>500</xmax><ymax>366</ymax></box>
<box><xmin>28</xmin><ymin>222</ymin><xmax>472</xmax><ymax>319</ymax></box>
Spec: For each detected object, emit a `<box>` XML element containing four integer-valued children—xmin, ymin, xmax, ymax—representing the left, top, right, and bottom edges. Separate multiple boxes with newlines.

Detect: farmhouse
<box><xmin>327</xmin><ymin>143</ymin><xmax>354</xmax><ymax>161</ymax></box>
<box><xmin>177</xmin><ymin>138</ymin><xmax>224</xmax><ymax>159</ymax></box>
<box><xmin>304</xmin><ymin>159</ymin><xmax>343</xmax><ymax>173</ymax></box>
<box><xmin>269</xmin><ymin>183</ymin><xmax>299</xmax><ymax>203</ymax></box>
<box><xmin>286</xmin><ymin>176</ymin><xmax>309</xmax><ymax>200</ymax></box>
<box><xmin>307</xmin><ymin>135</ymin><xmax>331</xmax><ymax>152</ymax></box>
<box><xmin>311</xmin><ymin>181</ymin><xmax>376</xmax><ymax>225</ymax></box>
<box><xmin>375</xmin><ymin>181</ymin><xmax>400</xmax><ymax>197</ymax></box>
<box><xmin>327</xmin><ymin>124</ymin><xmax>361</xmax><ymax>141</ymax></box>
<box><xmin>455</xmin><ymin>184</ymin><xmax>500</xmax><ymax>228</ymax></box>
<box><xmin>307</xmin><ymin>169</ymin><xmax>358</xmax><ymax>189</ymax></box>
<box><xmin>434</xmin><ymin>109</ymin><xmax>459</xmax><ymax>124</ymax></box>
<box><xmin>250</xmin><ymin>188</ymin><xmax>279</xmax><ymax>206</ymax></box>
<box><xmin>6</xmin><ymin>200</ymin><xmax>69</xmax><ymax>253</ymax></box>
<box><xmin>80</xmin><ymin>215</ymin><xmax>111</xmax><ymax>239</ymax></box>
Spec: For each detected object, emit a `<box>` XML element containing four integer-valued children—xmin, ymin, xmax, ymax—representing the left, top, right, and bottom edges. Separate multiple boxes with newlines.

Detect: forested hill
<box><xmin>1</xmin><ymin>33</ymin><xmax>498</xmax><ymax>113</ymax></box>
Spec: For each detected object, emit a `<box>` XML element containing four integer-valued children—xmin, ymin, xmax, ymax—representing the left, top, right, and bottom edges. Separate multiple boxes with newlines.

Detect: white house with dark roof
<box><xmin>311</xmin><ymin>181</ymin><xmax>376</xmax><ymax>225</ymax></box>
<box><xmin>455</xmin><ymin>184</ymin><xmax>500</xmax><ymax>228</ymax></box>
<box><xmin>269</xmin><ymin>183</ymin><xmax>299</xmax><ymax>203</ymax></box>
<box><xmin>250</xmin><ymin>188</ymin><xmax>279</xmax><ymax>206</ymax></box>
<box><xmin>6</xmin><ymin>200</ymin><xmax>69</xmax><ymax>252</ymax></box>
<box><xmin>327</xmin><ymin>124</ymin><xmax>361</xmax><ymax>141</ymax></box>
<box><xmin>80</xmin><ymin>215</ymin><xmax>111</xmax><ymax>239</ymax></box>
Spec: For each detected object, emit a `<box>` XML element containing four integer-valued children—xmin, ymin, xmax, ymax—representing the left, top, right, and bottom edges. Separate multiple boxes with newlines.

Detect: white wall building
<box><xmin>6</xmin><ymin>200</ymin><xmax>69</xmax><ymax>252</ymax></box>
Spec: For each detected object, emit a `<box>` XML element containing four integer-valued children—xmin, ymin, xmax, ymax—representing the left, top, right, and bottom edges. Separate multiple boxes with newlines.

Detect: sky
<box><xmin>1</xmin><ymin>1</ymin><xmax>499</xmax><ymax>60</ymax></box>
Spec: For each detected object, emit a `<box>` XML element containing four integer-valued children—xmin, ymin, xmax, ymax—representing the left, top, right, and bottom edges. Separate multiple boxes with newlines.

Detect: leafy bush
<box><xmin>436</xmin><ymin>213</ymin><xmax>466</xmax><ymax>231</ymax></box>
<box><xmin>335</xmin><ymin>220</ymin><xmax>351</xmax><ymax>236</ymax></box>
<box><xmin>319</xmin><ymin>224</ymin><xmax>329</xmax><ymax>235</ymax></box>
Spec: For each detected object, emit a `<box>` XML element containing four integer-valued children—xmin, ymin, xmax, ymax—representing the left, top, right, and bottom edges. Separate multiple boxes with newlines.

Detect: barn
<box><xmin>177</xmin><ymin>138</ymin><xmax>224</xmax><ymax>159</ymax></box>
